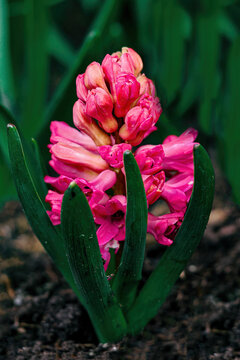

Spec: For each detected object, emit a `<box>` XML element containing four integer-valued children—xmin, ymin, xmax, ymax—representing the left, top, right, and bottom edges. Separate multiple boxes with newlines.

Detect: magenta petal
<box><xmin>88</xmin><ymin>170</ymin><xmax>117</xmax><ymax>191</ymax></box>
<box><xmin>98</xmin><ymin>143</ymin><xmax>132</xmax><ymax>168</ymax></box>
<box><xmin>97</xmin><ymin>221</ymin><xmax>119</xmax><ymax>246</ymax></box>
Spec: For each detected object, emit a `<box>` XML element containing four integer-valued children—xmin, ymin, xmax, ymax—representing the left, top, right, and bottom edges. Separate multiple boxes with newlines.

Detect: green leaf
<box><xmin>9</xmin><ymin>0</ymin><xmax>66</xmax><ymax>16</ymax></box>
<box><xmin>217</xmin><ymin>11</ymin><xmax>238</xmax><ymax>40</ymax></box>
<box><xmin>0</xmin><ymin>105</ymin><xmax>47</xmax><ymax>204</ymax></box>
<box><xmin>47</xmin><ymin>23</ymin><xmax>75</xmax><ymax>67</ymax></box>
<box><xmin>0</xmin><ymin>161</ymin><xmax>17</xmax><ymax>206</ymax></box>
<box><xmin>22</xmin><ymin>0</ymin><xmax>49</xmax><ymax>137</ymax></box>
<box><xmin>112</xmin><ymin>151</ymin><xmax>148</xmax><ymax>311</ymax></box>
<box><xmin>0</xmin><ymin>0</ymin><xmax>16</xmax><ymax>109</ymax></box>
<box><xmin>160</xmin><ymin>1</ymin><xmax>189</xmax><ymax>103</ymax></box>
<box><xmin>37</xmin><ymin>0</ymin><xmax>119</xmax><ymax>158</ymax></box>
<box><xmin>61</xmin><ymin>182</ymin><xmax>127</xmax><ymax>343</ymax></box>
<box><xmin>126</xmin><ymin>145</ymin><xmax>215</xmax><ymax>334</ymax></box>
<box><xmin>31</xmin><ymin>138</ymin><xmax>49</xmax><ymax>203</ymax></box>
<box><xmin>197</xmin><ymin>12</ymin><xmax>220</xmax><ymax>134</ymax></box>
<box><xmin>7</xmin><ymin>124</ymin><xmax>84</xmax><ymax>302</ymax></box>
<box><xmin>222</xmin><ymin>37</ymin><xmax>240</xmax><ymax>204</ymax></box>
<box><xmin>0</xmin><ymin>104</ymin><xmax>17</xmax><ymax>166</ymax></box>
<box><xmin>0</xmin><ymin>106</ymin><xmax>17</xmax><ymax>204</ymax></box>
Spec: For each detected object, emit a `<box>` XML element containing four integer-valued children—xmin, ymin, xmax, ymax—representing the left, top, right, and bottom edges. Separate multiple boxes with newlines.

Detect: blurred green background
<box><xmin>0</xmin><ymin>0</ymin><xmax>240</xmax><ymax>205</ymax></box>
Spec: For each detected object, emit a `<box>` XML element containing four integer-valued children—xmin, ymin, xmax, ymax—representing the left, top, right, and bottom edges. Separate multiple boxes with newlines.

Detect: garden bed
<box><xmin>0</xmin><ymin>157</ymin><xmax>240</xmax><ymax>360</ymax></box>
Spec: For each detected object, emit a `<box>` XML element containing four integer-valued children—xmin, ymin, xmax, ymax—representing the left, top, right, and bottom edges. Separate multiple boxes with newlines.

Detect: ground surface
<box><xmin>0</xmin><ymin>159</ymin><xmax>240</xmax><ymax>360</ymax></box>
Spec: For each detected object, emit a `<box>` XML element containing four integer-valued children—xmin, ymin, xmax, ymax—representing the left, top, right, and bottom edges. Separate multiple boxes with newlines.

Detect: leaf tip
<box><xmin>7</xmin><ymin>123</ymin><xmax>16</xmax><ymax>130</ymax></box>
<box><xmin>123</xmin><ymin>149</ymin><xmax>132</xmax><ymax>157</ymax></box>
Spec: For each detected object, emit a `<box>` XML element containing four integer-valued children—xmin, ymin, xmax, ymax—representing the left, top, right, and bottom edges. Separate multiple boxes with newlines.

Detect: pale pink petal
<box><xmin>50</xmin><ymin>121</ymin><xmax>97</xmax><ymax>151</ymax></box>
<box><xmin>51</xmin><ymin>142</ymin><xmax>109</xmax><ymax>172</ymax></box>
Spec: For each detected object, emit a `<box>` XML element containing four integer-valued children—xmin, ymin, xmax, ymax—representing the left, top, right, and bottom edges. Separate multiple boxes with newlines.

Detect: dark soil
<box><xmin>0</xmin><ymin>159</ymin><xmax>240</xmax><ymax>360</ymax></box>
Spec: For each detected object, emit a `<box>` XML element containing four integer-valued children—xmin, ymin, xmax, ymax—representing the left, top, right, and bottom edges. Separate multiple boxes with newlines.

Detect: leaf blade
<box><xmin>126</xmin><ymin>145</ymin><xmax>215</xmax><ymax>334</ymax></box>
<box><xmin>62</xmin><ymin>183</ymin><xmax>127</xmax><ymax>343</ymax></box>
<box><xmin>7</xmin><ymin>124</ymin><xmax>83</xmax><ymax>302</ymax></box>
<box><xmin>22</xmin><ymin>0</ymin><xmax>49</xmax><ymax>137</ymax></box>
<box><xmin>112</xmin><ymin>151</ymin><xmax>148</xmax><ymax>311</ymax></box>
<box><xmin>0</xmin><ymin>0</ymin><xmax>16</xmax><ymax>109</ymax></box>
<box><xmin>37</xmin><ymin>0</ymin><xmax>119</xmax><ymax>158</ymax></box>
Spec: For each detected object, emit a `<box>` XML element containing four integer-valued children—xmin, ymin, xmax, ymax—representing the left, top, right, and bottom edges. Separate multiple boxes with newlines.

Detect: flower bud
<box><xmin>84</xmin><ymin>61</ymin><xmax>109</xmax><ymax>93</ymax></box>
<box><xmin>102</xmin><ymin>54</ymin><xmax>121</xmax><ymax>99</ymax></box>
<box><xmin>73</xmin><ymin>100</ymin><xmax>111</xmax><ymax>146</ymax></box>
<box><xmin>119</xmin><ymin>95</ymin><xmax>162</xmax><ymax>145</ymax></box>
<box><xmin>76</xmin><ymin>74</ymin><xmax>88</xmax><ymax>101</ymax></box>
<box><xmin>114</xmin><ymin>73</ymin><xmax>140</xmax><ymax>118</ymax></box>
<box><xmin>122</xmin><ymin>47</ymin><xmax>143</xmax><ymax>76</ymax></box>
<box><xmin>120</xmin><ymin>53</ymin><xmax>135</xmax><ymax>74</ymax></box>
<box><xmin>86</xmin><ymin>88</ymin><xmax>118</xmax><ymax>133</ymax></box>
<box><xmin>137</xmin><ymin>74</ymin><xmax>156</xmax><ymax>97</ymax></box>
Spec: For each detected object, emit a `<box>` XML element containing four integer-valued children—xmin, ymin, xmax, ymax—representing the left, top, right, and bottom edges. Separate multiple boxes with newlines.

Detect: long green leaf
<box><xmin>31</xmin><ymin>138</ymin><xmax>49</xmax><ymax>203</ymax></box>
<box><xmin>126</xmin><ymin>145</ymin><xmax>214</xmax><ymax>334</ymax></box>
<box><xmin>112</xmin><ymin>151</ymin><xmax>148</xmax><ymax>311</ymax></box>
<box><xmin>0</xmin><ymin>104</ymin><xmax>17</xmax><ymax>166</ymax></box>
<box><xmin>7</xmin><ymin>124</ymin><xmax>83</xmax><ymax>302</ymax></box>
<box><xmin>0</xmin><ymin>106</ymin><xmax>17</xmax><ymax>204</ymax></box>
<box><xmin>197</xmin><ymin>11</ymin><xmax>220</xmax><ymax>134</ymax></box>
<box><xmin>160</xmin><ymin>0</ymin><xmax>189</xmax><ymax>103</ymax></box>
<box><xmin>0</xmin><ymin>161</ymin><xmax>17</xmax><ymax>206</ymax></box>
<box><xmin>0</xmin><ymin>105</ymin><xmax>48</xmax><ymax>205</ymax></box>
<box><xmin>37</xmin><ymin>0</ymin><xmax>119</xmax><ymax>158</ymax></box>
<box><xmin>61</xmin><ymin>182</ymin><xmax>127</xmax><ymax>343</ymax></box>
<box><xmin>22</xmin><ymin>0</ymin><xmax>48</xmax><ymax>137</ymax></box>
<box><xmin>0</xmin><ymin>0</ymin><xmax>16</xmax><ymax>109</ymax></box>
<box><xmin>223</xmin><ymin>37</ymin><xmax>240</xmax><ymax>204</ymax></box>
<box><xmin>47</xmin><ymin>23</ymin><xmax>75</xmax><ymax>67</ymax></box>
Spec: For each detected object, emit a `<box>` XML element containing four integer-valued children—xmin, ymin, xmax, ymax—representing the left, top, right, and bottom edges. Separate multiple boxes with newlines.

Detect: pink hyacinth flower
<box><xmin>143</xmin><ymin>171</ymin><xmax>165</xmax><ymax>205</ymax></box>
<box><xmin>119</xmin><ymin>94</ymin><xmax>162</xmax><ymax>146</ymax></box>
<box><xmin>50</xmin><ymin>121</ymin><xmax>97</xmax><ymax>152</ymax></box>
<box><xmin>121</xmin><ymin>47</ymin><xmax>143</xmax><ymax>76</ymax></box>
<box><xmin>76</xmin><ymin>74</ymin><xmax>88</xmax><ymax>102</ymax></box>
<box><xmin>50</xmin><ymin>141</ymin><xmax>108</xmax><ymax>173</ymax></box>
<box><xmin>84</xmin><ymin>61</ymin><xmax>109</xmax><ymax>93</ymax></box>
<box><xmin>101</xmin><ymin>54</ymin><xmax>121</xmax><ymax>99</ymax></box>
<box><xmin>85</xmin><ymin>87</ymin><xmax>118</xmax><ymax>133</ymax></box>
<box><xmin>137</xmin><ymin>74</ymin><xmax>156</xmax><ymax>97</ymax></box>
<box><xmin>114</xmin><ymin>72</ymin><xmax>140</xmax><ymax>117</ymax></box>
<box><xmin>147</xmin><ymin>212</ymin><xmax>184</xmax><ymax>246</ymax></box>
<box><xmin>135</xmin><ymin>144</ymin><xmax>165</xmax><ymax>175</ymax></box>
<box><xmin>73</xmin><ymin>99</ymin><xmax>111</xmax><ymax>146</ymax></box>
<box><xmin>50</xmin><ymin>155</ymin><xmax>99</xmax><ymax>181</ymax></box>
<box><xmin>46</xmin><ymin>191</ymin><xmax>64</xmax><ymax>226</ymax></box>
<box><xmin>102</xmin><ymin>47</ymin><xmax>142</xmax><ymax>100</ymax></box>
<box><xmin>162</xmin><ymin>128</ymin><xmax>198</xmax><ymax>173</ymax></box>
<box><xmin>161</xmin><ymin>173</ymin><xmax>194</xmax><ymax>213</ymax></box>
<box><xmin>93</xmin><ymin>195</ymin><xmax>127</xmax><ymax>246</ymax></box>
<box><xmin>98</xmin><ymin>143</ymin><xmax>132</xmax><ymax>168</ymax></box>
<box><xmin>45</xmin><ymin>47</ymin><xmax>198</xmax><ymax>270</ymax></box>
<box><xmin>100</xmin><ymin>240</ymin><xmax>119</xmax><ymax>271</ymax></box>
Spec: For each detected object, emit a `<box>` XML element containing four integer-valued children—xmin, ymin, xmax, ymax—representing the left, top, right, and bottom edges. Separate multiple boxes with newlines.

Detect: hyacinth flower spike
<box><xmin>7</xmin><ymin>47</ymin><xmax>215</xmax><ymax>343</ymax></box>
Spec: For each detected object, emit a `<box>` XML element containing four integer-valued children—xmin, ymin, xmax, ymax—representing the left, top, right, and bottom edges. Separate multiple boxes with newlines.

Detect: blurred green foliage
<box><xmin>0</xmin><ymin>0</ymin><xmax>240</xmax><ymax>205</ymax></box>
